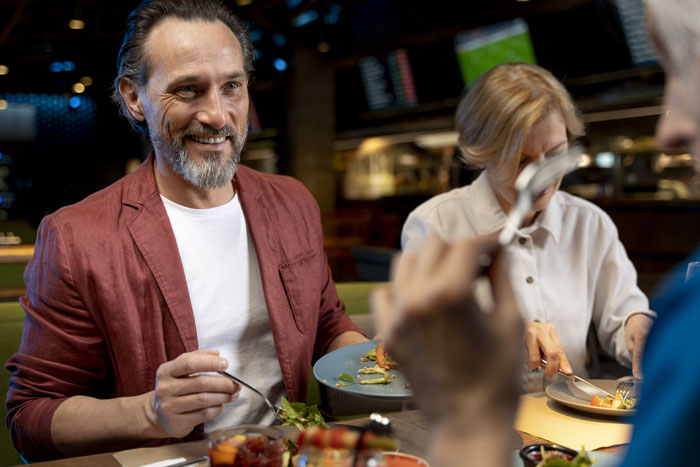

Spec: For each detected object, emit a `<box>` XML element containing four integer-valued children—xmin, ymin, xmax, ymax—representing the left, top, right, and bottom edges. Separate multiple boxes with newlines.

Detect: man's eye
<box><xmin>224</xmin><ymin>82</ymin><xmax>239</xmax><ymax>91</ymax></box>
<box><xmin>176</xmin><ymin>85</ymin><xmax>196</xmax><ymax>94</ymax></box>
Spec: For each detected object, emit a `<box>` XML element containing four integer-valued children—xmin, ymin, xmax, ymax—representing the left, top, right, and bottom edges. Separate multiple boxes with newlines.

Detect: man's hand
<box><xmin>624</xmin><ymin>313</ymin><xmax>653</xmax><ymax>379</ymax></box>
<box><xmin>525</xmin><ymin>321</ymin><xmax>572</xmax><ymax>377</ymax></box>
<box><xmin>149</xmin><ymin>350</ymin><xmax>240</xmax><ymax>438</ymax></box>
<box><xmin>374</xmin><ymin>237</ymin><xmax>522</xmax><ymax>417</ymax></box>
<box><xmin>372</xmin><ymin>235</ymin><xmax>523</xmax><ymax>467</ymax></box>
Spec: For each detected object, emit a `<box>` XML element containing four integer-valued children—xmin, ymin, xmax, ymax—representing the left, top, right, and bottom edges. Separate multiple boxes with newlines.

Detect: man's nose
<box><xmin>195</xmin><ymin>90</ymin><xmax>227</xmax><ymax>129</ymax></box>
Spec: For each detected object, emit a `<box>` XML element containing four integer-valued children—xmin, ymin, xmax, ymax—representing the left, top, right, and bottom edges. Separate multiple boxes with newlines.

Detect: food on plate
<box><xmin>357</xmin><ymin>365</ymin><xmax>392</xmax><ymax>384</ymax></box>
<box><xmin>376</xmin><ymin>342</ymin><xmax>399</xmax><ymax>370</ymax></box>
<box><xmin>590</xmin><ymin>393</ymin><xmax>636</xmax><ymax>410</ymax></box>
<box><xmin>278</xmin><ymin>396</ymin><xmax>328</xmax><ymax>430</ymax></box>
<box><xmin>354</xmin><ymin>342</ymin><xmax>400</xmax><ymax>385</ymax></box>
<box><xmin>336</xmin><ymin>372</ymin><xmax>354</xmax><ymax>386</ymax></box>
<box><xmin>362</xmin><ymin>342</ymin><xmax>399</xmax><ymax>369</ymax></box>
<box><xmin>208</xmin><ymin>432</ymin><xmax>284</xmax><ymax>467</ymax></box>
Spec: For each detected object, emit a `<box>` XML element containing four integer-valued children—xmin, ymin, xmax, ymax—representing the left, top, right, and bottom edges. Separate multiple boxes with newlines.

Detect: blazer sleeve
<box><xmin>5</xmin><ymin>214</ymin><xmax>109</xmax><ymax>461</ymax></box>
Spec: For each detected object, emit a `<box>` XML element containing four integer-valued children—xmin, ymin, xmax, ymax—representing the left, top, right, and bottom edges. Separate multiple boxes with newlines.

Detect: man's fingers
<box><xmin>165</xmin><ymin>352</ymin><xmax>229</xmax><ymax>378</ymax></box>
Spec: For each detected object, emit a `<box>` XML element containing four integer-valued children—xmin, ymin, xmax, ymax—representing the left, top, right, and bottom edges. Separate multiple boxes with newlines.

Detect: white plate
<box><xmin>545</xmin><ymin>379</ymin><xmax>636</xmax><ymax>417</ymax></box>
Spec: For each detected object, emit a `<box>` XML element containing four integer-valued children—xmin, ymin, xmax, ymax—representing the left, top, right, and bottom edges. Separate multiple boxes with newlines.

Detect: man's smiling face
<box><xmin>138</xmin><ymin>17</ymin><xmax>249</xmax><ymax>189</ymax></box>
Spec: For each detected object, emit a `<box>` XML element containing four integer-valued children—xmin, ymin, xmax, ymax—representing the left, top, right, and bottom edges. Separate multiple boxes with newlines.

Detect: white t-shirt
<box><xmin>401</xmin><ymin>172</ymin><xmax>654</xmax><ymax>392</ymax></box>
<box><xmin>162</xmin><ymin>194</ymin><xmax>285</xmax><ymax>431</ymax></box>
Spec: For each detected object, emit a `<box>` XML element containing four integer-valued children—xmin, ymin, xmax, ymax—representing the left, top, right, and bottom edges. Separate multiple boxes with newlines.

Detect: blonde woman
<box><xmin>401</xmin><ymin>63</ymin><xmax>654</xmax><ymax>392</ymax></box>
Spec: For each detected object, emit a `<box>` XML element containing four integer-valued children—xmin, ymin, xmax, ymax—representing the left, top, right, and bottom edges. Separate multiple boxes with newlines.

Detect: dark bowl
<box><xmin>519</xmin><ymin>443</ymin><xmax>578</xmax><ymax>467</ymax></box>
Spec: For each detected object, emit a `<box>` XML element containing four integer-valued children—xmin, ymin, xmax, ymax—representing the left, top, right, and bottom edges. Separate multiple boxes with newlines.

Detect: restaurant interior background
<box><xmin>0</xmin><ymin>0</ymin><xmax>698</xmax><ymax>359</ymax></box>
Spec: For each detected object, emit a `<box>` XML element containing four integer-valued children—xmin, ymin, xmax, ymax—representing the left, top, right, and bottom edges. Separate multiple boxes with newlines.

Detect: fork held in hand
<box><xmin>218</xmin><ymin>371</ymin><xmax>284</xmax><ymax>422</ymax></box>
<box><xmin>615</xmin><ymin>379</ymin><xmax>638</xmax><ymax>403</ymax></box>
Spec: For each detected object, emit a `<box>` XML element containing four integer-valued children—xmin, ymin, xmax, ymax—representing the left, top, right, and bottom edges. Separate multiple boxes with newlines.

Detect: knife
<box><xmin>540</xmin><ymin>358</ymin><xmax>615</xmax><ymax>398</ymax></box>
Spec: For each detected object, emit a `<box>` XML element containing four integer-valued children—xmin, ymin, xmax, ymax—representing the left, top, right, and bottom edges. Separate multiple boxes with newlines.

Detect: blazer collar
<box><xmin>123</xmin><ymin>153</ymin><xmax>198</xmax><ymax>351</ymax></box>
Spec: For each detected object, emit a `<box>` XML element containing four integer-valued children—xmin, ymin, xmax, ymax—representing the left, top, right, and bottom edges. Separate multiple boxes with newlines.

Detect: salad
<box><xmin>535</xmin><ymin>447</ymin><xmax>593</xmax><ymax>467</ymax></box>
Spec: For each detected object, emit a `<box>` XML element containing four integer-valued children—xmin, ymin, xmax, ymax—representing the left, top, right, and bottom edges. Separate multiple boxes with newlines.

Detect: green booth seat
<box><xmin>1</xmin><ymin>301</ymin><xmax>26</xmax><ymax>466</ymax></box>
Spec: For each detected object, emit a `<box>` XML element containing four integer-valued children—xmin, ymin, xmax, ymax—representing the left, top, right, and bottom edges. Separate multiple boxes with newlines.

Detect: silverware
<box><xmin>162</xmin><ymin>456</ymin><xmax>209</xmax><ymax>467</ymax></box>
<box><xmin>218</xmin><ymin>371</ymin><xmax>284</xmax><ymax>422</ymax></box>
<box><xmin>498</xmin><ymin>145</ymin><xmax>583</xmax><ymax>247</ymax></box>
<box><xmin>540</xmin><ymin>358</ymin><xmax>615</xmax><ymax>399</ymax></box>
<box><xmin>615</xmin><ymin>378</ymin><xmax>639</xmax><ymax>403</ymax></box>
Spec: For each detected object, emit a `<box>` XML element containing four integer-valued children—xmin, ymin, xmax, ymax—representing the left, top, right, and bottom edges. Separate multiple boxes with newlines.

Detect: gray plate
<box><xmin>313</xmin><ymin>340</ymin><xmax>412</xmax><ymax>401</ymax></box>
<box><xmin>545</xmin><ymin>379</ymin><xmax>636</xmax><ymax>417</ymax></box>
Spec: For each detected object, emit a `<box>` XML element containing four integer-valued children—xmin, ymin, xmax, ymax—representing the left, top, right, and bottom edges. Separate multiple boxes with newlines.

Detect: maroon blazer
<box><xmin>5</xmin><ymin>155</ymin><xmax>360</xmax><ymax>460</ymax></box>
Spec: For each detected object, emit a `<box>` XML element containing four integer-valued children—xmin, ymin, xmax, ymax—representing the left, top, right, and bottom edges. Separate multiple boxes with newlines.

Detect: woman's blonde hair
<box><xmin>455</xmin><ymin>62</ymin><xmax>584</xmax><ymax>180</ymax></box>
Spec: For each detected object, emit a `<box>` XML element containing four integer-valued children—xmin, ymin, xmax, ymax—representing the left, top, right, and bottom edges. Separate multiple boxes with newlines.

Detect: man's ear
<box><xmin>119</xmin><ymin>78</ymin><xmax>146</xmax><ymax>122</ymax></box>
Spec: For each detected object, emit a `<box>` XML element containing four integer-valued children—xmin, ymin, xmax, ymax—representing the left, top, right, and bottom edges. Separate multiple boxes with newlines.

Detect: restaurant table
<box><xmin>15</xmin><ymin>409</ymin><xmax>626</xmax><ymax>467</ymax></box>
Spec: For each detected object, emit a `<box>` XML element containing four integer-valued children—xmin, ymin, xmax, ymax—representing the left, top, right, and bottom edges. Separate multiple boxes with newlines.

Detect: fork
<box><xmin>218</xmin><ymin>371</ymin><xmax>284</xmax><ymax>422</ymax></box>
<box><xmin>615</xmin><ymin>378</ymin><xmax>639</xmax><ymax>404</ymax></box>
<box><xmin>497</xmin><ymin>145</ymin><xmax>584</xmax><ymax>247</ymax></box>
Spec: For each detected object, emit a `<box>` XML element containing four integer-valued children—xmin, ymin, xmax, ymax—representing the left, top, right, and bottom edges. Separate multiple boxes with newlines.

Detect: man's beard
<box><xmin>152</xmin><ymin>121</ymin><xmax>247</xmax><ymax>189</ymax></box>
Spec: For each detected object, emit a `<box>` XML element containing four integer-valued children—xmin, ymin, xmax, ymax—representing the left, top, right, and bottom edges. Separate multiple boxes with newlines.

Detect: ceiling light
<box><xmin>0</xmin><ymin>65</ymin><xmax>8</xmax><ymax>75</ymax></box>
<box><xmin>68</xmin><ymin>19</ymin><xmax>85</xmax><ymax>30</ymax></box>
<box><xmin>0</xmin><ymin>100</ymin><xmax>8</xmax><ymax>110</ymax></box>
<box><xmin>80</xmin><ymin>76</ymin><xmax>93</xmax><ymax>86</ymax></box>
<box><xmin>236</xmin><ymin>0</ymin><xmax>252</xmax><ymax>5</ymax></box>
<box><xmin>72</xmin><ymin>82</ymin><xmax>85</xmax><ymax>93</ymax></box>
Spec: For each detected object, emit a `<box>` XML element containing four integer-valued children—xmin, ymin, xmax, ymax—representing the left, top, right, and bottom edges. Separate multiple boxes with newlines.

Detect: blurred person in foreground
<box><xmin>401</xmin><ymin>62</ymin><xmax>654</xmax><ymax>391</ymax></box>
<box><xmin>375</xmin><ymin>1</ymin><xmax>700</xmax><ymax>465</ymax></box>
<box><xmin>5</xmin><ymin>0</ymin><xmax>365</xmax><ymax>461</ymax></box>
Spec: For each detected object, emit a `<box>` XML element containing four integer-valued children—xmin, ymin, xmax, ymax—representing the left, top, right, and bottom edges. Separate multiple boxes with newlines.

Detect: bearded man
<box><xmin>5</xmin><ymin>0</ymin><xmax>365</xmax><ymax>461</ymax></box>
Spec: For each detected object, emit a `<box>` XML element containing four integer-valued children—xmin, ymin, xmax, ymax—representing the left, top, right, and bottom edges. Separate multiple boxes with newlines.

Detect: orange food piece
<box><xmin>590</xmin><ymin>395</ymin><xmax>608</xmax><ymax>408</ymax></box>
<box><xmin>376</xmin><ymin>342</ymin><xmax>392</xmax><ymax>370</ymax></box>
<box><xmin>209</xmin><ymin>443</ymin><xmax>238</xmax><ymax>466</ymax></box>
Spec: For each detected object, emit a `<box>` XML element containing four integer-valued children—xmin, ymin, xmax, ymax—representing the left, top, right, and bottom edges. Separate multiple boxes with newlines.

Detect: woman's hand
<box><xmin>624</xmin><ymin>313</ymin><xmax>654</xmax><ymax>379</ymax></box>
<box><xmin>525</xmin><ymin>321</ymin><xmax>572</xmax><ymax>377</ymax></box>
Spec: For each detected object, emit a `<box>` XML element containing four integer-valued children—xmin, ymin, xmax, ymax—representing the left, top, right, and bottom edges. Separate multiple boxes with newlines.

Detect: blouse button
<box><xmin>526</xmin><ymin>276</ymin><xmax>534</xmax><ymax>284</ymax></box>
<box><xmin>518</xmin><ymin>237</ymin><xmax>526</xmax><ymax>245</ymax></box>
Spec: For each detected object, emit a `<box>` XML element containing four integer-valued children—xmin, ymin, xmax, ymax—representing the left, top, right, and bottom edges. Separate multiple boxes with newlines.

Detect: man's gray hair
<box><xmin>110</xmin><ymin>0</ymin><xmax>254</xmax><ymax>137</ymax></box>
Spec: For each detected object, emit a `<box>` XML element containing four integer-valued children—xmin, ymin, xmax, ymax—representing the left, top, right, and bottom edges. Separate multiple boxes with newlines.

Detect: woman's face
<box><xmin>487</xmin><ymin>110</ymin><xmax>568</xmax><ymax>226</ymax></box>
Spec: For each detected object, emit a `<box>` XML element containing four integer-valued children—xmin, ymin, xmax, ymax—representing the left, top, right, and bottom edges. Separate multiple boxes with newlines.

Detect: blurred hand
<box><xmin>624</xmin><ymin>313</ymin><xmax>654</xmax><ymax>379</ymax></box>
<box><xmin>525</xmin><ymin>321</ymin><xmax>572</xmax><ymax>377</ymax></box>
<box><xmin>150</xmin><ymin>350</ymin><xmax>240</xmax><ymax>438</ymax></box>
<box><xmin>371</xmin><ymin>235</ymin><xmax>523</xmax><ymax>427</ymax></box>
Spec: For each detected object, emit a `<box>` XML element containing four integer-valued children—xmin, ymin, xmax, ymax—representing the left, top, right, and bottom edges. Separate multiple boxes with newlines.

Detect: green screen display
<box><xmin>455</xmin><ymin>18</ymin><xmax>537</xmax><ymax>88</ymax></box>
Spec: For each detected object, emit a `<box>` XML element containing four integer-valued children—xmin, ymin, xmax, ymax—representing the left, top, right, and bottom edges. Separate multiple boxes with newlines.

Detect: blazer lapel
<box><xmin>123</xmin><ymin>155</ymin><xmax>198</xmax><ymax>353</ymax></box>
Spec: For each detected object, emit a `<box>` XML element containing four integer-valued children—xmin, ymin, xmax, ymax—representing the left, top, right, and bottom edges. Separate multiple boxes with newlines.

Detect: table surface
<box><xmin>18</xmin><ymin>409</ymin><xmax>626</xmax><ymax>466</ymax></box>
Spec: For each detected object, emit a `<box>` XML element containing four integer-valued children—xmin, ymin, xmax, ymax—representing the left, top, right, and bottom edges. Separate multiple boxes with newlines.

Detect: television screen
<box><xmin>358</xmin><ymin>48</ymin><xmax>419</xmax><ymax>111</ymax></box>
<box><xmin>454</xmin><ymin>18</ymin><xmax>537</xmax><ymax>88</ymax></box>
